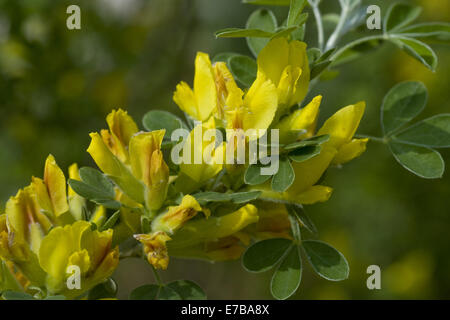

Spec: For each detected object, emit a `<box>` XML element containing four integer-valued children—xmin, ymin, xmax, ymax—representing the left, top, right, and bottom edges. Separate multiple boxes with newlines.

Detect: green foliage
<box><xmin>229</xmin><ymin>55</ymin><xmax>257</xmax><ymax>87</ymax></box>
<box><xmin>378</xmin><ymin>81</ymin><xmax>450</xmax><ymax>179</ymax></box>
<box><xmin>302</xmin><ymin>240</ymin><xmax>349</xmax><ymax>281</ymax></box>
<box><xmin>244</xmin><ymin>163</ymin><xmax>273</xmax><ymax>185</ymax></box>
<box><xmin>246</xmin><ymin>9</ymin><xmax>278</xmax><ymax>57</ymax></box>
<box><xmin>384</xmin><ymin>2</ymin><xmax>422</xmax><ymax>33</ymax></box>
<box><xmin>270</xmin><ymin>245</ymin><xmax>302</xmax><ymax>300</ymax></box>
<box><xmin>389</xmin><ymin>37</ymin><xmax>438</xmax><ymax>72</ymax></box>
<box><xmin>193</xmin><ymin>191</ymin><xmax>261</xmax><ymax>204</ymax></box>
<box><xmin>243</xmin><ymin>238</ymin><xmax>292</xmax><ymax>272</ymax></box>
<box><xmin>1</xmin><ymin>291</ymin><xmax>35</xmax><ymax>300</ymax></box>
<box><xmin>381</xmin><ymin>81</ymin><xmax>428</xmax><ymax>135</ymax></box>
<box><xmin>142</xmin><ymin>110</ymin><xmax>187</xmax><ymax>140</ymax></box>
<box><xmin>286</xmin><ymin>204</ymin><xmax>318</xmax><ymax>235</ymax></box>
<box><xmin>288</xmin><ymin>145</ymin><xmax>321</xmax><ymax>163</ymax></box>
<box><xmin>100</xmin><ymin>210</ymin><xmax>121</xmax><ymax>232</ymax></box>
<box><xmin>271</xmin><ymin>157</ymin><xmax>295</xmax><ymax>192</ymax></box>
<box><xmin>389</xmin><ymin>143</ymin><xmax>444</xmax><ymax>179</ymax></box>
<box><xmin>87</xmin><ymin>278</ymin><xmax>118</xmax><ymax>300</ymax></box>
<box><xmin>166</xmin><ymin>280</ymin><xmax>207</xmax><ymax>300</ymax></box>
<box><xmin>68</xmin><ymin>167</ymin><xmax>121</xmax><ymax>209</ymax></box>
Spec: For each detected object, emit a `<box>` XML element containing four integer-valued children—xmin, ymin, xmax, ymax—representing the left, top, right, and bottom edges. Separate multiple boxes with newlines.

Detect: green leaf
<box><xmin>384</xmin><ymin>2</ymin><xmax>422</xmax><ymax>32</ymax></box>
<box><xmin>193</xmin><ymin>191</ymin><xmax>261</xmax><ymax>204</ymax></box>
<box><xmin>288</xmin><ymin>145</ymin><xmax>321</xmax><ymax>163</ymax></box>
<box><xmin>270</xmin><ymin>245</ymin><xmax>302</xmax><ymax>300</ymax></box>
<box><xmin>142</xmin><ymin>110</ymin><xmax>187</xmax><ymax>140</ymax></box>
<box><xmin>271</xmin><ymin>158</ymin><xmax>295</xmax><ymax>192</ymax></box>
<box><xmin>229</xmin><ymin>55</ymin><xmax>257</xmax><ymax>88</ymax></box>
<box><xmin>389</xmin><ymin>142</ymin><xmax>444</xmax><ymax>179</ymax></box>
<box><xmin>242</xmin><ymin>238</ymin><xmax>293</xmax><ymax>273</ymax></box>
<box><xmin>244</xmin><ymin>163</ymin><xmax>273</xmax><ymax>185</ymax></box>
<box><xmin>2</xmin><ymin>291</ymin><xmax>35</xmax><ymax>300</ymax></box>
<box><xmin>243</xmin><ymin>0</ymin><xmax>290</xmax><ymax>5</ymax></box>
<box><xmin>287</xmin><ymin>0</ymin><xmax>307</xmax><ymax>27</ymax></box>
<box><xmin>271</xmin><ymin>25</ymin><xmax>304</xmax><ymax>39</ymax></box>
<box><xmin>307</xmin><ymin>48</ymin><xmax>322</xmax><ymax>65</ymax></box>
<box><xmin>332</xmin><ymin>37</ymin><xmax>383</xmax><ymax>67</ymax></box>
<box><xmin>381</xmin><ymin>81</ymin><xmax>428</xmax><ymax>135</ymax></box>
<box><xmin>212</xmin><ymin>52</ymin><xmax>239</xmax><ymax>64</ymax></box>
<box><xmin>87</xmin><ymin>278</ymin><xmax>117</xmax><ymax>300</ymax></box>
<box><xmin>302</xmin><ymin>240</ymin><xmax>349</xmax><ymax>281</ymax></box>
<box><xmin>389</xmin><ymin>36</ymin><xmax>438</xmax><ymax>71</ymax></box>
<box><xmin>70</xmin><ymin>167</ymin><xmax>123</xmax><ymax>209</ymax></box>
<box><xmin>397</xmin><ymin>22</ymin><xmax>450</xmax><ymax>44</ymax></box>
<box><xmin>99</xmin><ymin>210</ymin><xmax>121</xmax><ymax>231</ymax></box>
<box><xmin>394</xmin><ymin>114</ymin><xmax>450</xmax><ymax>148</ymax></box>
<box><xmin>215</xmin><ymin>28</ymin><xmax>273</xmax><ymax>39</ymax></box>
<box><xmin>0</xmin><ymin>260</ymin><xmax>24</xmax><ymax>292</ymax></box>
<box><xmin>229</xmin><ymin>191</ymin><xmax>262</xmax><ymax>203</ymax></box>
<box><xmin>79</xmin><ymin>167</ymin><xmax>115</xmax><ymax>198</ymax></box>
<box><xmin>246</xmin><ymin>9</ymin><xmax>277</xmax><ymax>57</ymax></box>
<box><xmin>284</xmin><ymin>134</ymin><xmax>329</xmax><ymax>150</ymax></box>
<box><xmin>129</xmin><ymin>284</ymin><xmax>160</xmax><ymax>300</ymax></box>
<box><xmin>167</xmin><ymin>280</ymin><xmax>206</xmax><ymax>300</ymax></box>
<box><xmin>311</xmin><ymin>60</ymin><xmax>331</xmax><ymax>80</ymax></box>
<box><xmin>286</xmin><ymin>204</ymin><xmax>318</xmax><ymax>235</ymax></box>
<box><xmin>158</xmin><ymin>286</ymin><xmax>182</xmax><ymax>300</ymax></box>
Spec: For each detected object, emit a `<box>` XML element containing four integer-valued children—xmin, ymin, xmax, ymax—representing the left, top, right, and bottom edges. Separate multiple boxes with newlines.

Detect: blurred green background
<box><xmin>0</xmin><ymin>0</ymin><xmax>449</xmax><ymax>299</ymax></box>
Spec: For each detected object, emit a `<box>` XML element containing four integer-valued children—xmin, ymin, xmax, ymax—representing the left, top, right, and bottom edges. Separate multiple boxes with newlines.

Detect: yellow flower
<box><xmin>257</xmin><ymin>37</ymin><xmax>310</xmax><ymax>113</ymax></box>
<box><xmin>134</xmin><ymin>231</ymin><xmax>171</xmax><ymax>270</ymax></box>
<box><xmin>317</xmin><ymin>101</ymin><xmax>368</xmax><ymax>165</ymax></box>
<box><xmin>31</xmin><ymin>154</ymin><xmax>69</xmax><ymax>218</ymax></box>
<box><xmin>173</xmin><ymin>52</ymin><xmax>278</xmax><ymax>136</ymax></box>
<box><xmin>67</xmin><ymin>163</ymin><xmax>86</xmax><ymax>221</ymax></box>
<box><xmin>244</xmin><ymin>202</ymin><xmax>291</xmax><ymax>240</ymax></box>
<box><xmin>178</xmin><ymin>118</ymin><xmax>225</xmax><ymax>184</ymax></box>
<box><xmin>275</xmin><ymin>95</ymin><xmax>322</xmax><ymax>144</ymax></box>
<box><xmin>0</xmin><ymin>188</ymin><xmax>49</xmax><ymax>287</ymax></box>
<box><xmin>129</xmin><ymin>130</ymin><xmax>169</xmax><ymax>210</ymax></box>
<box><xmin>253</xmin><ymin>102</ymin><xmax>367</xmax><ymax>205</ymax></box>
<box><xmin>151</xmin><ymin>195</ymin><xmax>206</xmax><ymax>234</ymax></box>
<box><xmin>38</xmin><ymin>221</ymin><xmax>119</xmax><ymax>296</ymax></box>
<box><xmin>168</xmin><ymin>204</ymin><xmax>259</xmax><ymax>261</ymax></box>
<box><xmin>173</xmin><ymin>52</ymin><xmax>217</xmax><ymax>121</ymax></box>
<box><xmin>224</xmin><ymin>71</ymin><xmax>278</xmax><ymax>135</ymax></box>
<box><xmin>101</xmin><ymin>109</ymin><xmax>138</xmax><ymax>164</ymax></box>
<box><xmin>88</xmin><ymin>110</ymin><xmax>171</xmax><ymax>209</ymax></box>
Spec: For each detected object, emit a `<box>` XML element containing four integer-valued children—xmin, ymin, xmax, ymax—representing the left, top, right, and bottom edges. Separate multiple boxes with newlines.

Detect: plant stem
<box><xmin>355</xmin><ymin>134</ymin><xmax>386</xmax><ymax>143</ymax></box>
<box><xmin>329</xmin><ymin>34</ymin><xmax>387</xmax><ymax>62</ymax></box>
<box><xmin>150</xmin><ymin>265</ymin><xmax>163</xmax><ymax>286</ymax></box>
<box><xmin>325</xmin><ymin>1</ymin><xmax>349</xmax><ymax>51</ymax></box>
<box><xmin>308</xmin><ymin>0</ymin><xmax>324</xmax><ymax>51</ymax></box>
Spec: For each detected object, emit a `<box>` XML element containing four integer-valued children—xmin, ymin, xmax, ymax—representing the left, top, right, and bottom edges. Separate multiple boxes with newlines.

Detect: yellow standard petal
<box><xmin>42</xmin><ymin>155</ymin><xmax>69</xmax><ymax>217</ymax></box>
<box><xmin>318</xmin><ymin>101</ymin><xmax>366</xmax><ymax>149</ymax></box>
<box><xmin>151</xmin><ymin>195</ymin><xmax>203</xmax><ymax>234</ymax></box>
<box><xmin>332</xmin><ymin>138</ymin><xmax>369</xmax><ymax>165</ymax></box>
<box><xmin>275</xmin><ymin>95</ymin><xmax>322</xmax><ymax>144</ymax></box>
<box><xmin>173</xmin><ymin>52</ymin><xmax>217</xmax><ymax>121</ymax></box>
<box><xmin>104</xmin><ymin>109</ymin><xmax>139</xmax><ymax>163</ymax></box>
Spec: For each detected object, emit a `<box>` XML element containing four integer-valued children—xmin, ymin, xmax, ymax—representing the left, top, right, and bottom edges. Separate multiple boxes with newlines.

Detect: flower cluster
<box><xmin>0</xmin><ymin>37</ymin><xmax>367</xmax><ymax>298</ymax></box>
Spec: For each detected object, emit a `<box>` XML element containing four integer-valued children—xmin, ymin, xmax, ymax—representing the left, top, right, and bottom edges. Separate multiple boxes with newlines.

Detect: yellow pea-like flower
<box><xmin>257</xmin><ymin>37</ymin><xmax>310</xmax><ymax>112</ymax></box>
<box><xmin>179</xmin><ymin>118</ymin><xmax>225</xmax><ymax>184</ymax></box>
<box><xmin>173</xmin><ymin>52</ymin><xmax>217</xmax><ymax>122</ymax></box>
<box><xmin>129</xmin><ymin>130</ymin><xmax>169</xmax><ymax>210</ymax></box>
<box><xmin>275</xmin><ymin>95</ymin><xmax>322</xmax><ymax>144</ymax></box>
<box><xmin>151</xmin><ymin>195</ymin><xmax>205</xmax><ymax>234</ymax></box>
<box><xmin>38</xmin><ymin>220</ymin><xmax>119</xmax><ymax>296</ymax></box>
<box><xmin>317</xmin><ymin>101</ymin><xmax>367</xmax><ymax>165</ymax></box>
<box><xmin>31</xmin><ymin>154</ymin><xmax>69</xmax><ymax>218</ymax></box>
<box><xmin>169</xmin><ymin>204</ymin><xmax>258</xmax><ymax>250</ymax></box>
<box><xmin>102</xmin><ymin>109</ymin><xmax>139</xmax><ymax>164</ymax></box>
<box><xmin>134</xmin><ymin>231</ymin><xmax>171</xmax><ymax>270</ymax></box>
